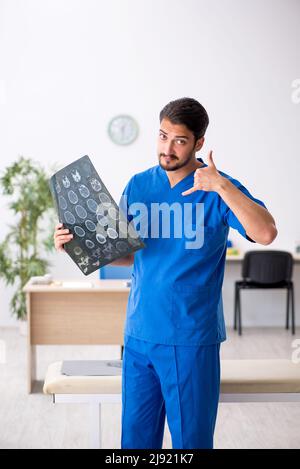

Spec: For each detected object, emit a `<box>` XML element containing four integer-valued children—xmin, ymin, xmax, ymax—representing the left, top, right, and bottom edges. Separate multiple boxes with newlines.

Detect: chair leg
<box><xmin>121</xmin><ymin>345</ymin><xmax>124</xmax><ymax>359</ymax></box>
<box><xmin>234</xmin><ymin>284</ymin><xmax>238</xmax><ymax>330</ymax></box>
<box><xmin>237</xmin><ymin>288</ymin><xmax>242</xmax><ymax>336</ymax></box>
<box><xmin>286</xmin><ymin>287</ymin><xmax>290</xmax><ymax>330</ymax></box>
<box><xmin>291</xmin><ymin>283</ymin><xmax>295</xmax><ymax>335</ymax></box>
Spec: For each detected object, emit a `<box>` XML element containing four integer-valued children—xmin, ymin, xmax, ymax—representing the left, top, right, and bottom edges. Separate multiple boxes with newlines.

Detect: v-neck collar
<box><xmin>158</xmin><ymin>157</ymin><xmax>207</xmax><ymax>190</ymax></box>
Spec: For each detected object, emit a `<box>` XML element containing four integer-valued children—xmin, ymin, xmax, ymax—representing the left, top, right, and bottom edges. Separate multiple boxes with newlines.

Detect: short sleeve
<box><xmin>222</xmin><ymin>179</ymin><xmax>267</xmax><ymax>243</ymax></box>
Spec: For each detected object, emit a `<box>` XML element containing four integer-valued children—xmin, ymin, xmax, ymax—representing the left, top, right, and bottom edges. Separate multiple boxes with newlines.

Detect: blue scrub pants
<box><xmin>121</xmin><ymin>334</ymin><xmax>221</xmax><ymax>449</ymax></box>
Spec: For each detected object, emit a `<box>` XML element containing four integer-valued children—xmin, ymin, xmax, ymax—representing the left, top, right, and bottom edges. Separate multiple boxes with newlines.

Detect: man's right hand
<box><xmin>53</xmin><ymin>223</ymin><xmax>73</xmax><ymax>252</ymax></box>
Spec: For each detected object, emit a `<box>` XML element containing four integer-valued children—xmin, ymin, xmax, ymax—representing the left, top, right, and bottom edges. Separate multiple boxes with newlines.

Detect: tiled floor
<box><xmin>0</xmin><ymin>326</ymin><xmax>299</xmax><ymax>448</ymax></box>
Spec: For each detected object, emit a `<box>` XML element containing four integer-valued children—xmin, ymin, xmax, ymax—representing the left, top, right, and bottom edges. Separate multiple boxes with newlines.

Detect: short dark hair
<box><xmin>159</xmin><ymin>97</ymin><xmax>209</xmax><ymax>142</ymax></box>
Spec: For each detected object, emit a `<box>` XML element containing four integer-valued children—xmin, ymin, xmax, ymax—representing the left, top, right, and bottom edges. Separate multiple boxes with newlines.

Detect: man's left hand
<box><xmin>182</xmin><ymin>151</ymin><xmax>225</xmax><ymax>196</ymax></box>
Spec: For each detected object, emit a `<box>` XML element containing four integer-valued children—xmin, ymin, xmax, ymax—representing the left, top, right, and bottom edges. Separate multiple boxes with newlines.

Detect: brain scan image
<box><xmin>71</xmin><ymin>169</ymin><xmax>81</xmax><ymax>182</ymax></box>
<box><xmin>85</xmin><ymin>220</ymin><xmax>97</xmax><ymax>232</ymax></box>
<box><xmin>107</xmin><ymin>227</ymin><xmax>118</xmax><ymax>239</ymax></box>
<box><xmin>78</xmin><ymin>184</ymin><xmax>90</xmax><ymax>198</ymax></box>
<box><xmin>74</xmin><ymin>246</ymin><xmax>83</xmax><ymax>256</ymax></box>
<box><xmin>64</xmin><ymin>211</ymin><xmax>76</xmax><ymax>224</ymax></box>
<box><xmin>74</xmin><ymin>225</ymin><xmax>86</xmax><ymax>237</ymax></box>
<box><xmin>62</xmin><ymin>175</ymin><xmax>71</xmax><ymax>188</ymax></box>
<box><xmin>97</xmin><ymin>215</ymin><xmax>109</xmax><ymax>226</ymax></box>
<box><xmin>116</xmin><ymin>240</ymin><xmax>128</xmax><ymax>253</ymax></box>
<box><xmin>85</xmin><ymin>239</ymin><xmax>95</xmax><ymax>249</ymax></box>
<box><xmin>68</xmin><ymin>190</ymin><xmax>79</xmax><ymax>204</ymax></box>
<box><xmin>95</xmin><ymin>233</ymin><xmax>106</xmax><ymax>244</ymax></box>
<box><xmin>75</xmin><ymin>205</ymin><xmax>87</xmax><ymax>219</ymax></box>
<box><xmin>108</xmin><ymin>207</ymin><xmax>118</xmax><ymax>220</ymax></box>
<box><xmin>87</xmin><ymin>199</ymin><xmax>98</xmax><ymax>213</ymax></box>
<box><xmin>59</xmin><ymin>196</ymin><xmax>68</xmax><ymax>210</ymax></box>
<box><xmin>49</xmin><ymin>155</ymin><xmax>145</xmax><ymax>275</ymax></box>
<box><xmin>99</xmin><ymin>192</ymin><xmax>111</xmax><ymax>207</ymax></box>
<box><xmin>89</xmin><ymin>177</ymin><xmax>102</xmax><ymax>192</ymax></box>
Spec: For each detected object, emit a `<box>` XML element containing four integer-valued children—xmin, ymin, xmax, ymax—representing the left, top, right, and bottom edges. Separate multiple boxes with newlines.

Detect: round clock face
<box><xmin>108</xmin><ymin>115</ymin><xmax>139</xmax><ymax>145</ymax></box>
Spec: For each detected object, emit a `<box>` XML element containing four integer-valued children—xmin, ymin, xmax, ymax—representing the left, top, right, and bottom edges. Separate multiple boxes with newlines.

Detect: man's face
<box><xmin>157</xmin><ymin>118</ymin><xmax>202</xmax><ymax>172</ymax></box>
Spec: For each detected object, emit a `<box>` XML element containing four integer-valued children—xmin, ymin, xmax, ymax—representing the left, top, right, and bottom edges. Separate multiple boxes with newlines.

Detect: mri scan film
<box><xmin>49</xmin><ymin>155</ymin><xmax>145</xmax><ymax>275</ymax></box>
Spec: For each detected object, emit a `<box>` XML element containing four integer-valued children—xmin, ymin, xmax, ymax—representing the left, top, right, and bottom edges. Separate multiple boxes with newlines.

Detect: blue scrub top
<box><xmin>119</xmin><ymin>157</ymin><xmax>267</xmax><ymax>346</ymax></box>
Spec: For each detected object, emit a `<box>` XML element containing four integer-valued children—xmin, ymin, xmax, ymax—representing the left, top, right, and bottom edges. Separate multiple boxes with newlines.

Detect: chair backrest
<box><xmin>99</xmin><ymin>264</ymin><xmax>133</xmax><ymax>279</ymax></box>
<box><xmin>242</xmin><ymin>250</ymin><xmax>293</xmax><ymax>284</ymax></box>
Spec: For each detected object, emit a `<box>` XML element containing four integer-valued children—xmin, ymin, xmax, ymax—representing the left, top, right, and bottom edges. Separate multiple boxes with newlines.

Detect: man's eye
<box><xmin>176</xmin><ymin>139</ymin><xmax>185</xmax><ymax>145</ymax></box>
<box><xmin>159</xmin><ymin>134</ymin><xmax>166</xmax><ymax>139</ymax></box>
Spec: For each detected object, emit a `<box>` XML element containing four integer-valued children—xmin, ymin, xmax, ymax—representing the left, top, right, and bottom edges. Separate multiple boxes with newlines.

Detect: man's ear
<box><xmin>195</xmin><ymin>136</ymin><xmax>205</xmax><ymax>152</ymax></box>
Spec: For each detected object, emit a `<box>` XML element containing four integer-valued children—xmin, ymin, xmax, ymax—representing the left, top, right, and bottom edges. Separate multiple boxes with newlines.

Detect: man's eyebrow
<box><xmin>159</xmin><ymin>129</ymin><xmax>189</xmax><ymax>139</ymax></box>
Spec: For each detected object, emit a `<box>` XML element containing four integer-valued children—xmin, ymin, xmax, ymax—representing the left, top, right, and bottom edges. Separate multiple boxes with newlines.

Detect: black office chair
<box><xmin>234</xmin><ymin>250</ymin><xmax>295</xmax><ymax>335</ymax></box>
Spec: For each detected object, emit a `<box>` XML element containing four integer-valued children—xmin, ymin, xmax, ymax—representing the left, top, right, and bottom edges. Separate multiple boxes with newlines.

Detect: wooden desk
<box><xmin>23</xmin><ymin>279</ymin><xmax>130</xmax><ymax>393</ymax></box>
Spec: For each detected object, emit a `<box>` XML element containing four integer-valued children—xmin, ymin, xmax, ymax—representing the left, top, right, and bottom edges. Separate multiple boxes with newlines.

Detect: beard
<box><xmin>158</xmin><ymin>151</ymin><xmax>194</xmax><ymax>172</ymax></box>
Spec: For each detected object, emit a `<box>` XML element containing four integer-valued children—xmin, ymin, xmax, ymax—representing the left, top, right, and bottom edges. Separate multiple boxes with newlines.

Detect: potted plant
<box><xmin>0</xmin><ymin>156</ymin><xmax>56</xmax><ymax>331</ymax></box>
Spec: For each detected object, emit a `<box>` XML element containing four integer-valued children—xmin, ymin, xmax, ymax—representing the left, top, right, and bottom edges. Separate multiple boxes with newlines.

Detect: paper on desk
<box><xmin>61</xmin><ymin>360</ymin><xmax>122</xmax><ymax>376</ymax></box>
<box><xmin>60</xmin><ymin>281</ymin><xmax>94</xmax><ymax>288</ymax></box>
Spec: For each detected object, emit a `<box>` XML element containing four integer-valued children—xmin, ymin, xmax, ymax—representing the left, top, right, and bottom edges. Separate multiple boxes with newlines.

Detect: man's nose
<box><xmin>163</xmin><ymin>140</ymin><xmax>175</xmax><ymax>155</ymax></box>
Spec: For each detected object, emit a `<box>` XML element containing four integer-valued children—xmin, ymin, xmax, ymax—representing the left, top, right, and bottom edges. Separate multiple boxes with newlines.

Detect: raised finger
<box><xmin>181</xmin><ymin>186</ymin><xmax>197</xmax><ymax>196</ymax></box>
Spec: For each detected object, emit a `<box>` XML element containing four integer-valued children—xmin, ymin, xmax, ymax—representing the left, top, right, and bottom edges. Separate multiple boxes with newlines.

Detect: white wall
<box><xmin>0</xmin><ymin>0</ymin><xmax>299</xmax><ymax>327</ymax></box>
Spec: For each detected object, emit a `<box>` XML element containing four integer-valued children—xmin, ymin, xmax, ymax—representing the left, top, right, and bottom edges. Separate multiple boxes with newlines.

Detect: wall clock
<box><xmin>108</xmin><ymin>114</ymin><xmax>139</xmax><ymax>145</ymax></box>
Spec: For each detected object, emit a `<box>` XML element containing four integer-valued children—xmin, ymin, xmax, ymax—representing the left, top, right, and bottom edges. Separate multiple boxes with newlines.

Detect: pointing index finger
<box><xmin>181</xmin><ymin>186</ymin><xmax>197</xmax><ymax>196</ymax></box>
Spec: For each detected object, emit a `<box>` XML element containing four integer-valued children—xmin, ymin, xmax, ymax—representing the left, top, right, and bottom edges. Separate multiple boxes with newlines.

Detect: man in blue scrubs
<box><xmin>116</xmin><ymin>97</ymin><xmax>277</xmax><ymax>449</ymax></box>
<box><xmin>54</xmin><ymin>97</ymin><xmax>277</xmax><ymax>449</ymax></box>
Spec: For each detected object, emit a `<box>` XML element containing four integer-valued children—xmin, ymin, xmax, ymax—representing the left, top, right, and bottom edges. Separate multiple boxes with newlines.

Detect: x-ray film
<box><xmin>49</xmin><ymin>155</ymin><xmax>145</xmax><ymax>275</ymax></box>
